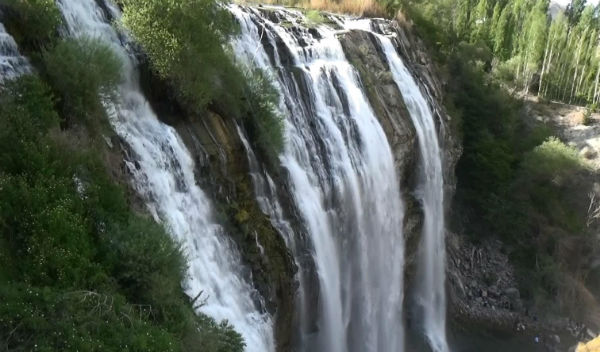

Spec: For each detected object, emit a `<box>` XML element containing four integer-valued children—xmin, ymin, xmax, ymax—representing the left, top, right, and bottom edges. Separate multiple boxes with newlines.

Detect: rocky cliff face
<box><xmin>137</xmin><ymin>66</ymin><xmax>299</xmax><ymax>350</ymax></box>
<box><xmin>338</xmin><ymin>19</ymin><xmax>462</xmax><ymax>279</ymax></box>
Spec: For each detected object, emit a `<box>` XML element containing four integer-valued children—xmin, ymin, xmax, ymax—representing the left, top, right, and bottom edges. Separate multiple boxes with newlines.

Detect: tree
<box><xmin>494</xmin><ymin>6</ymin><xmax>513</xmax><ymax>59</ymax></box>
<box><xmin>470</xmin><ymin>0</ymin><xmax>490</xmax><ymax>44</ymax></box>
<box><xmin>566</xmin><ymin>0</ymin><xmax>588</xmax><ymax>27</ymax></box>
<box><xmin>455</xmin><ymin>0</ymin><xmax>473</xmax><ymax>40</ymax></box>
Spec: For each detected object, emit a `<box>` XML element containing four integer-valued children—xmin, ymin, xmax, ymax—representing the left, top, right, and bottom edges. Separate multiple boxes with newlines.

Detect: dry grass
<box><xmin>304</xmin><ymin>0</ymin><xmax>386</xmax><ymax>17</ymax></box>
<box><xmin>395</xmin><ymin>10</ymin><xmax>411</xmax><ymax>27</ymax></box>
<box><xmin>236</xmin><ymin>0</ymin><xmax>387</xmax><ymax>17</ymax></box>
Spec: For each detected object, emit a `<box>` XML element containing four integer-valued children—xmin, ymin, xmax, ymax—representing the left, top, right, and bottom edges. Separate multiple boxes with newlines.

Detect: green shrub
<box><xmin>243</xmin><ymin>70</ymin><xmax>285</xmax><ymax>165</ymax></box>
<box><xmin>305</xmin><ymin>10</ymin><xmax>326</xmax><ymax>26</ymax></box>
<box><xmin>521</xmin><ymin>137</ymin><xmax>586</xmax><ymax>182</ymax></box>
<box><xmin>583</xmin><ymin>107</ymin><xmax>593</xmax><ymax>126</ymax></box>
<box><xmin>0</xmin><ymin>75</ymin><xmax>59</xmax><ymax>176</ymax></box>
<box><xmin>42</xmin><ymin>36</ymin><xmax>123</xmax><ymax>128</ymax></box>
<box><xmin>0</xmin><ymin>283</ymin><xmax>180</xmax><ymax>351</ymax></box>
<box><xmin>120</xmin><ymin>0</ymin><xmax>240</xmax><ymax>113</ymax></box>
<box><xmin>2</xmin><ymin>0</ymin><xmax>62</xmax><ymax>50</ymax></box>
<box><xmin>120</xmin><ymin>0</ymin><xmax>285</xmax><ymax>163</ymax></box>
<box><xmin>493</xmin><ymin>56</ymin><xmax>519</xmax><ymax>83</ymax></box>
<box><xmin>517</xmin><ymin>137</ymin><xmax>588</xmax><ymax>231</ymax></box>
<box><xmin>451</xmin><ymin>56</ymin><xmax>522</xmax><ymax>205</ymax></box>
<box><xmin>102</xmin><ymin>216</ymin><xmax>185</xmax><ymax>307</ymax></box>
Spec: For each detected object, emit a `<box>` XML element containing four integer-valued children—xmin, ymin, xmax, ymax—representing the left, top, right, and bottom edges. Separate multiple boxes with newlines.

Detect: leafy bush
<box><xmin>305</xmin><ymin>10</ymin><xmax>326</xmax><ymax>26</ymax></box>
<box><xmin>451</xmin><ymin>56</ymin><xmax>522</xmax><ymax>209</ymax></box>
<box><xmin>516</xmin><ymin>137</ymin><xmax>588</xmax><ymax>232</ymax></box>
<box><xmin>42</xmin><ymin>36</ymin><xmax>123</xmax><ymax>128</ymax></box>
<box><xmin>120</xmin><ymin>0</ymin><xmax>285</xmax><ymax>163</ymax></box>
<box><xmin>0</xmin><ymin>76</ymin><xmax>59</xmax><ymax>175</ymax></box>
<box><xmin>0</xmin><ymin>284</ymin><xmax>181</xmax><ymax>351</ymax></box>
<box><xmin>120</xmin><ymin>0</ymin><xmax>240</xmax><ymax>112</ymax></box>
<box><xmin>583</xmin><ymin>107</ymin><xmax>593</xmax><ymax>125</ymax></box>
<box><xmin>243</xmin><ymin>70</ymin><xmax>285</xmax><ymax>165</ymax></box>
<box><xmin>521</xmin><ymin>137</ymin><xmax>586</xmax><ymax>182</ymax></box>
<box><xmin>102</xmin><ymin>216</ymin><xmax>186</xmax><ymax>309</ymax></box>
<box><xmin>1</xmin><ymin>0</ymin><xmax>62</xmax><ymax>49</ymax></box>
<box><xmin>493</xmin><ymin>56</ymin><xmax>520</xmax><ymax>83</ymax></box>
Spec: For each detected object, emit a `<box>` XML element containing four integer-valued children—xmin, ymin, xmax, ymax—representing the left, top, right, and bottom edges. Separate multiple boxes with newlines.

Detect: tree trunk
<box><xmin>594</xmin><ymin>63</ymin><xmax>600</xmax><ymax>105</ymax></box>
<box><xmin>569</xmin><ymin>33</ymin><xmax>586</xmax><ymax>104</ymax></box>
<box><xmin>538</xmin><ymin>34</ymin><xmax>551</xmax><ymax>98</ymax></box>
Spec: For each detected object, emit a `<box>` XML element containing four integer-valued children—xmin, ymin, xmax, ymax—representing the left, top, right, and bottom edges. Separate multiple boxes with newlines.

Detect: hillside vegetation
<box><xmin>0</xmin><ymin>0</ymin><xmax>247</xmax><ymax>350</ymax></box>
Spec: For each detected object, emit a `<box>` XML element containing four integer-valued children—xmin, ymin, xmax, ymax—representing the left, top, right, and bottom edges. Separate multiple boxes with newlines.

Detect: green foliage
<box><xmin>306</xmin><ymin>9</ymin><xmax>326</xmax><ymax>26</ymax></box>
<box><xmin>395</xmin><ymin>0</ymin><xmax>600</xmax><ymax>106</ymax></box>
<box><xmin>42</xmin><ymin>36</ymin><xmax>123</xmax><ymax>128</ymax></box>
<box><xmin>0</xmin><ymin>284</ymin><xmax>180</xmax><ymax>351</ymax></box>
<box><xmin>120</xmin><ymin>0</ymin><xmax>239</xmax><ymax>113</ymax></box>
<box><xmin>566</xmin><ymin>0</ymin><xmax>588</xmax><ymax>26</ymax></box>
<box><xmin>445</xmin><ymin>40</ymin><xmax>589</xmax><ymax>308</ymax></box>
<box><xmin>521</xmin><ymin>137</ymin><xmax>586</xmax><ymax>181</ymax></box>
<box><xmin>450</xmin><ymin>53</ymin><xmax>527</xmax><ymax>206</ymax></box>
<box><xmin>120</xmin><ymin>0</ymin><xmax>284</xmax><ymax>162</ymax></box>
<box><xmin>0</xmin><ymin>76</ymin><xmax>59</xmax><ymax>176</ymax></box>
<box><xmin>493</xmin><ymin>56</ymin><xmax>519</xmax><ymax>83</ymax></box>
<box><xmin>243</xmin><ymin>70</ymin><xmax>285</xmax><ymax>165</ymax></box>
<box><xmin>1</xmin><ymin>0</ymin><xmax>62</xmax><ymax>50</ymax></box>
<box><xmin>102</xmin><ymin>217</ymin><xmax>186</xmax><ymax>310</ymax></box>
<box><xmin>508</xmin><ymin>138</ymin><xmax>589</xmax><ymax>304</ymax></box>
<box><xmin>0</xmin><ymin>75</ymin><xmax>245</xmax><ymax>351</ymax></box>
<box><xmin>583</xmin><ymin>106</ymin><xmax>594</xmax><ymax>125</ymax></box>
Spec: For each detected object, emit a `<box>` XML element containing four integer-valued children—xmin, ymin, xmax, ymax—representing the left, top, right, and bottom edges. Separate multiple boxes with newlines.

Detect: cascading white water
<box><xmin>376</xmin><ymin>35</ymin><xmax>450</xmax><ymax>352</ymax></box>
<box><xmin>0</xmin><ymin>22</ymin><xmax>30</xmax><ymax>82</ymax></box>
<box><xmin>231</xmin><ymin>6</ymin><xmax>405</xmax><ymax>352</ymax></box>
<box><xmin>54</xmin><ymin>1</ymin><xmax>275</xmax><ymax>350</ymax></box>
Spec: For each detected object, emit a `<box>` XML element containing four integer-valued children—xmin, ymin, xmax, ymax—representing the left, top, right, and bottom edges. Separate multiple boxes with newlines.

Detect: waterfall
<box><xmin>2</xmin><ymin>1</ymin><xmax>451</xmax><ymax>349</ymax></box>
<box><xmin>231</xmin><ymin>6</ymin><xmax>405</xmax><ymax>352</ymax></box>
<box><xmin>0</xmin><ymin>22</ymin><xmax>30</xmax><ymax>82</ymax></box>
<box><xmin>54</xmin><ymin>1</ymin><xmax>275</xmax><ymax>351</ymax></box>
<box><xmin>376</xmin><ymin>35</ymin><xmax>450</xmax><ymax>352</ymax></box>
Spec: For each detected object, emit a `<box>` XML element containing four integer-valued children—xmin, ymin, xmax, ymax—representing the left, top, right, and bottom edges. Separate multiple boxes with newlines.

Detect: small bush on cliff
<box><xmin>0</xmin><ymin>75</ymin><xmax>245</xmax><ymax>352</ymax></box>
<box><xmin>120</xmin><ymin>0</ymin><xmax>240</xmax><ymax>113</ymax></box>
<box><xmin>1</xmin><ymin>0</ymin><xmax>62</xmax><ymax>50</ymax></box>
<box><xmin>243</xmin><ymin>70</ymin><xmax>285</xmax><ymax>165</ymax></box>
<box><xmin>42</xmin><ymin>36</ymin><xmax>123</xmax><ymax>128</ymax></box>
<box><xmin>120</xmin><ymin>0</ymin><xmax>285</xmax><ymax>163</ymax></box>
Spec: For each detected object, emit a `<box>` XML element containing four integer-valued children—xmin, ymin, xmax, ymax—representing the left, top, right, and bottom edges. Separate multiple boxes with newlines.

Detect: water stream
<box><xmin>0</xmin><ymin>22</ymin><xmax>30</xmax><ymax>82</ymax></box>
<box><xmin>376</xmin><ymin>34</ymin><xmax>449</xmax><ymax>352</ymax></box>
<box><xmin>54</xmin><ymin>1</ymin><xmax>275</xmax><ymax>350</ymax></box>
<box><xmin>231</xmin><ymin>6</ymin><xmax>406</xmax><ymax>352</ymax></box>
